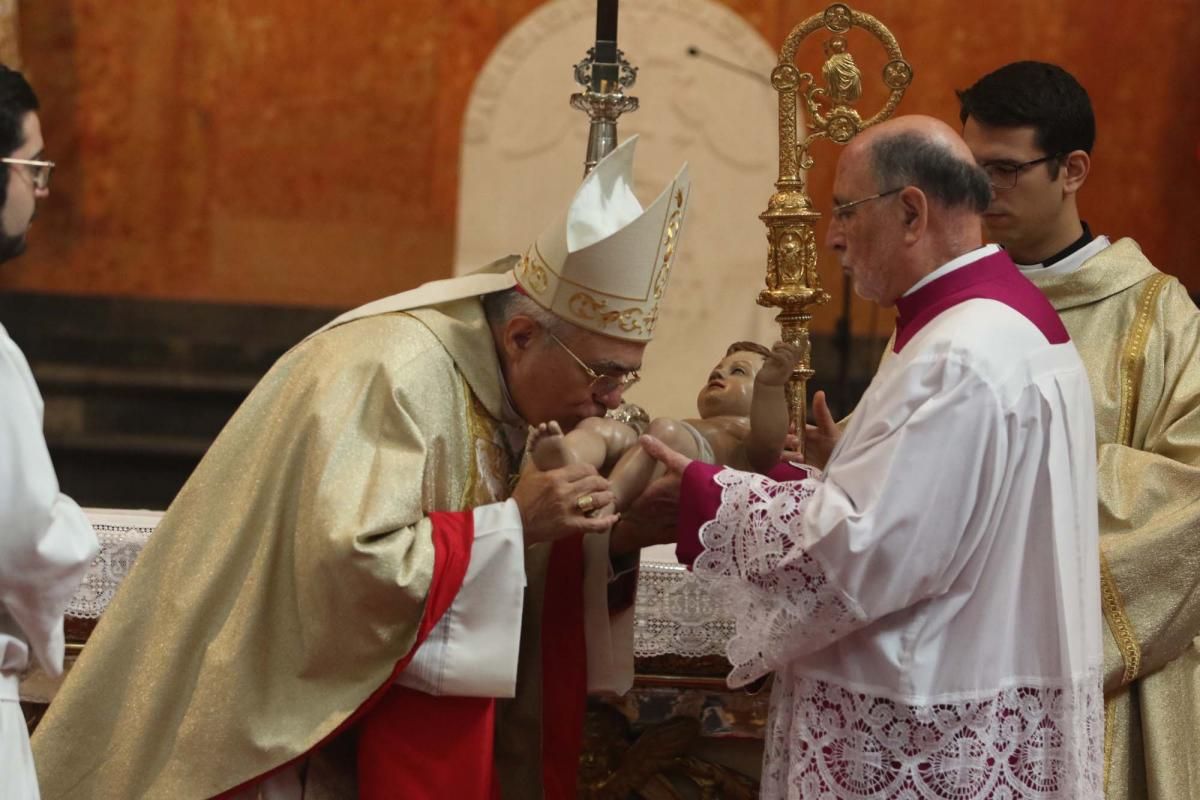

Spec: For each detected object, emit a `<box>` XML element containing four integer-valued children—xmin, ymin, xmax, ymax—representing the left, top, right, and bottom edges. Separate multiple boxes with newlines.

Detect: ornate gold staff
<box><xmin>759</xmin><ymin>3</ymin><xmax>912</xmax><ymax>447</ymax></box>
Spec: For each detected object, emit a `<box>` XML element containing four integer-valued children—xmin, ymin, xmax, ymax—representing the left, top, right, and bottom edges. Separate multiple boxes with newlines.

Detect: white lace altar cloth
<box><xmin>19</xmin><ymin>508</ymin><xmax>162</xmax><ymax>703</ymax></box>
<box><xmin>20</xmin><ymin>509</ymin><xmax>740</xmax><ymax>701</ymax></box>
<box><xmin>67</xmin><ymin>508</ymin><xmax>162</xmax><ymax>619</ymax></box>
<box><xmin>632</xmin><ymin>561</ymin><xmax>736</xmax><ymax>659</ymax></box>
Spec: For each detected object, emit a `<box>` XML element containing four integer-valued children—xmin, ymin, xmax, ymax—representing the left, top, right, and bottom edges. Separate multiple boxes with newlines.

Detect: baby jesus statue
<box><xmin>530</xmin><ymin>340</ymin><xmax>802</xmax><ymax>516</ymax></box>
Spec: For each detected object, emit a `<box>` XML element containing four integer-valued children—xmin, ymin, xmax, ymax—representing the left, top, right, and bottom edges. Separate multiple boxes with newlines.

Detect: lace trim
<box><xmin>67</xmin><ymin>519</ymin><xmax>157</xmax><ymax>619</ymax></box>
<box><xmin>764</xmin><ymin>671</ymin><xmax>1104</xmax><ymax>799</ymax></box>
<box><xmin>67</xmin><ymin>511</ymin><xmax>745</xmax><ymax>662</ymax></box>
<box><xmin>693</xmin><ymin>468</ymin><xmax>861</xmax><ymax>686</ymax></box>
<box><xmin>633</xmin><ymin>561</ymin><xmax>736</xmax><ymax>658</ymax></box>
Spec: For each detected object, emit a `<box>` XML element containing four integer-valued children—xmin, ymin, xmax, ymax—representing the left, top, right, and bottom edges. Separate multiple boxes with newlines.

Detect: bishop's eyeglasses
<box><xmin>546</xmin><ymin>330</ymin><xmax>640</xmax><ymax>395</ymax></box>
<box><xmin>2</xmin><ymin>157</ymin><xmax>55</xmax><ymax>191</ymax></box>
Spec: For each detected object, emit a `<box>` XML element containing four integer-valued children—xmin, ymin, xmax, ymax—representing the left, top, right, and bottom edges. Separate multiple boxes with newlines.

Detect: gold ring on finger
<box><xmin>576</xmin><ymin>494</ymin><xmax>595</xmax><ymax>513</ymax></box>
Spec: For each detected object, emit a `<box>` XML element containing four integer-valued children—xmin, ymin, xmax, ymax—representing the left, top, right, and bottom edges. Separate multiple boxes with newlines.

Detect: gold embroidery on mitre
<box><xmin>517</xmin><ymin>246</ymin><xmax>551</xmax><ymax>295</ymax></box>
<box><xmin>652</xmin><ymin>190</ymin><xmax>686</xmax><ymax>302</ymax></box>
<box><xmin>567</xmin><ymin>292</ymin><xmax>649</xmax><ymax>335</ymax></box>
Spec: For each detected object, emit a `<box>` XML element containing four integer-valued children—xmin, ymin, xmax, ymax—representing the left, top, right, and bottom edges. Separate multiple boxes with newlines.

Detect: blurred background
<box><xmin>1</xmin><ymin>0</ymin><xmax>1196</xmax><ymax>508</ymax></box>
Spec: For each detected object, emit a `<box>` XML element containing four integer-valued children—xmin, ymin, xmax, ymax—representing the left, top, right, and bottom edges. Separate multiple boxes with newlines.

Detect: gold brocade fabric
<box><xmin>31</xmin><ymin>298</ymin><xmax>517</xmax><ymax>799</ymax></box>
<box><xmin>1028</xmin><ymin>239</ymin><xmax>1200</xmax><ymax>800</ymax></box>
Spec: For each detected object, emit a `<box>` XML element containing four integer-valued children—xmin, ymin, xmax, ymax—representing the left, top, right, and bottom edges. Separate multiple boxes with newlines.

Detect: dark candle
<box><xmin>596</xmin><ymin>0</ymin><xmax>617</xmax><ymax>43</ymax></box>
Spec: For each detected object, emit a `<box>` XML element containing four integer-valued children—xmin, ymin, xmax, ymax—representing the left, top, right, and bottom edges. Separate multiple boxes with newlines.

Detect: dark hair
<box><xmin>0</xmin><ymin>64</ymin><xmax>37</xmax><ymax>150</ymax></box>
<box><xmin>725</xmin><ymin>341</ymin><xmax>771</xmax><ymax>359</ymax></box>
<box><xmin>0</xmin><ymin>64</ymin><xmax>39</xmax><ymax>198</ymax></box>
<box><xmin>868</xmin><ymin>132</ymin><xmax>992</xmax><ymax>214</ymax></box>
<box><xmin>957</xmin><ymin>61</ymin><xmax>1095</xmax><ymax>163</ymax></box>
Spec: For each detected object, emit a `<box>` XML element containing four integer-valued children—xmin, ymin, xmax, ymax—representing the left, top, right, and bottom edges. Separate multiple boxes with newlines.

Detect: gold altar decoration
<box><xmin>759</xmin><ymin>2</ymin><xmax>911</xmax><ymax>440</ymax></box>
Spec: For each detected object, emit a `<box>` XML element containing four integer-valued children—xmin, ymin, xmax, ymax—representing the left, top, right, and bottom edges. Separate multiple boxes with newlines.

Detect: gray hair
<box><xmin>869</xmin><ymin>132</ymin><xmax>991</xmax><ymax>214</ymax></box>
<box><xmin>482</xmin><ymin>287</ymin><xmax>572</xmax><ymax>339</ymax></box>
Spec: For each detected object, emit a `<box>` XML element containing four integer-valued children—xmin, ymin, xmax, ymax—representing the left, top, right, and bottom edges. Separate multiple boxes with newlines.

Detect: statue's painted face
<box><xmin>696</xmin><ymin>350</ymin><xmax>766</xmax><ymax>418</ymax></box>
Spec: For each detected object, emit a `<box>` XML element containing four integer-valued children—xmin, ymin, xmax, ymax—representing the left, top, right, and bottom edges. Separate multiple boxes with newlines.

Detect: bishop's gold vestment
<box><xmin>1027</xmin><ymin>238</ymin><xmax>1200</xmax><ymax>800</ymax></box>
<box><xmin>30</xmin><ymin>297</ymin><xmax>523</xmax><ymax>798</ymax></box>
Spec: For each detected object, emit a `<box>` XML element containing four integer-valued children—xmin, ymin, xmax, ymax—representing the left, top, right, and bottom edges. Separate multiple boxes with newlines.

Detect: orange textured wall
<box><xmin>2</xmin><ymin>0</ymin><xmax>1197</xmax><ymax>332</ymax></box>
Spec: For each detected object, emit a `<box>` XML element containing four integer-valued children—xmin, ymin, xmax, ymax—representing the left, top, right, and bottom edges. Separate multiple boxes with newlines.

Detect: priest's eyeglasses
<box><xmin>2</xmin><ymin>157</ymin><xmax>55</xmax><ymax>191</ymax></box>
<box><xmin>831</xmin><ymin>186</ymin><xmax>903</xmax><ymax>221</ymax></box>
<box><xmin>979</xmin><ymin>154</ymin><xmax>1062</xmax><ymax>190</ymax></box>
<box><xmin>547</xmin><ymin>331</ymin><xmax>641</xmax><ymax>395</ymax></box>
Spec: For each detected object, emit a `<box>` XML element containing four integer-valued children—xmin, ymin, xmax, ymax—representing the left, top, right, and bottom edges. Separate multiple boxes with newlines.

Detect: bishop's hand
<box><xmin>510</xmin><ymin>461</ymin><xmax>618</xmax><ymax>546</ymax></box>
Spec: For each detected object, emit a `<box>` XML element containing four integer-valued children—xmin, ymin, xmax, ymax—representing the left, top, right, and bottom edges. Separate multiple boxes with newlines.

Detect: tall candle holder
<box><xmin>571</xmin><ymin>0</ymin><xmax>639</xmax><ymax>176</ymax></box>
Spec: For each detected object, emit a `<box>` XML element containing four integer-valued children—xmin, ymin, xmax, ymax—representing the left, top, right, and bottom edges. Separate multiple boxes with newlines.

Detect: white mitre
<box><xmin>515</xmin><ymin>136</ymin><xmax>691</xmax><ymax>343</ymax></box>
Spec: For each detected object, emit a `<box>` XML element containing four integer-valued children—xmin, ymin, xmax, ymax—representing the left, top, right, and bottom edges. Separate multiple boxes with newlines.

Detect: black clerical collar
<box><xmin>1038</xmin><ymin>221</ymin><xmax>1094</xmax><ymax>268</ymax></box>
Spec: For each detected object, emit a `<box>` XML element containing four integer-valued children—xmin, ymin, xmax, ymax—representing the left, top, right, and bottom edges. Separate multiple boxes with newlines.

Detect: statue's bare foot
<box><xmin>529</xmin><ymin>421</ymin><xmax>572</xmax><ymax>470</ymax></box>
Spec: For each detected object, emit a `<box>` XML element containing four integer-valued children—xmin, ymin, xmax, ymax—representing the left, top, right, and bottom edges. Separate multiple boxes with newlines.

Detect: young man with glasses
<box><xmin>0</xmin><ymin>64</ymin><xmax>97</xmax><ymax>798</ymax></box>
<box><xmin>960</xmin><ymin>61</ymin><xmax>1200</xmax><ymax>800</ymax></box>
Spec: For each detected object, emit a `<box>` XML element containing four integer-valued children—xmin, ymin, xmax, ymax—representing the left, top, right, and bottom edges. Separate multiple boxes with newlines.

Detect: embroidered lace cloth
<box><xmin>763</xmin><ymin>671</ymin><xmax>1103</xmax><ymax>799</ymax></box>
<box><xmin>52</xmin><ymin>509</ymin><xmax>736</xmax><ymax>657</ymax></box>
<box><xmin>632</xmin><ymin>561</ymin><xmax>735</xmax><ymax>658</ymax></box>
<box><xmin>66</xmin><ymin>509</ymin><xmax>161</xmax><ymax>619</ymax></box>
<box><xmin>696</xmin><ymin>468</ymin><xmax>859</xmax><ymax>687</ymax></box>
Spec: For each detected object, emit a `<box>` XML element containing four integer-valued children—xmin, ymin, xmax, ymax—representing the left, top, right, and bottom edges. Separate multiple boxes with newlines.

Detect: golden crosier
<box><xmin>759</xmin><ymin>3</ymin><xmax>912</xmax><ymax>446</ymax></box>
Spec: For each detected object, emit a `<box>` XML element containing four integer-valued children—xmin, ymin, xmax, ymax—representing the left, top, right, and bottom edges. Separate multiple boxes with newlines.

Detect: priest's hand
<box><xmin>802</xmin><ymin>390</ymin><xmax>840</xmax><ymax>470</ymax></box>
<box><xmin>780</xmin><ymin>422</ymin><xmax>803</xmax><ymax>463</ymax></box>
<box><xmin>608</xmin><ymin>435</ymin><xmax>691</xmax><ymax>556</ymax></box>
<box><xmin>511</xmin><ymin>462</ymin><xmax>619</xmax><ymax>546</ymax></box>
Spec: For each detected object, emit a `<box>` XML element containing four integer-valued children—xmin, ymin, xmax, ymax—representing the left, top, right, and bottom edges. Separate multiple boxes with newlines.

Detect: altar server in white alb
<box><xmin>642</xmin><ymin>115</ymin><xmax>1104</xmax><ymax>799</ymax></box>
<box><xmin>0</xmin><ymin>64</ymin><xmax>99</xmax><ymax>799</ymax></box>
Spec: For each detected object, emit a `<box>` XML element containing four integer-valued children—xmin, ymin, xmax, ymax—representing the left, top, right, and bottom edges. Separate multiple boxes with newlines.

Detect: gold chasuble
<box><xmin>31</xmin><ymin>297</ymin><xmax>519</xmax><ymax>798</ymax></box>
<box><xmin>1028</xmin><ymin>238</ymin><xmax>1200</xmax><ymax>800</ymax></box>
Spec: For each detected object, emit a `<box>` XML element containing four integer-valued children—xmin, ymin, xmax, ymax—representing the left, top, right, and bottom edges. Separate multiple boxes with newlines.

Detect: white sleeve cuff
<box><xmin>395</xmin><ymin>499</ymin><xmax>526</xmax><ymax>698</ymax></box>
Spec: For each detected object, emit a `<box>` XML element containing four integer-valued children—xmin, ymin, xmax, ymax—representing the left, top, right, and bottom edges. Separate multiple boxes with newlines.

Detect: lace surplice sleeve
<box><xmin>693</xmin><ymin>469</ymin><xmax>864</xmax><ymax>686</ymax></box>
<box><xmin>685</xmin><ymin>351</ymin><xmax>1015</xmax><ymax>687</ymax></box>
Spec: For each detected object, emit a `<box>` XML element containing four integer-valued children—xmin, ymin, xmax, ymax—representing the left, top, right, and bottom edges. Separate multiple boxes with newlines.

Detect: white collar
<box><xmin>1016</xmin><ymin>236</ymin><xmax>1111</xmax><ymax>277</ymax></box>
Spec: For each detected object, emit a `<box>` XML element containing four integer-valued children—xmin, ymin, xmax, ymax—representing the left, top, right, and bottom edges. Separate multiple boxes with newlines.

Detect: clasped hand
<box><xmin>510</xmin><ymin>461</ymin><xmax>618</xmax><ymax>546</ymax></box>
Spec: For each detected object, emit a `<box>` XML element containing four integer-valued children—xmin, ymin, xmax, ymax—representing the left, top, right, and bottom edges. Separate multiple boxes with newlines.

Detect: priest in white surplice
<box><xmin>0</xmin><ymin>64</ymin><xmax>98</xmax><ymax>798</ymax></box>
<box><xmin>640</xmin><ymin>116</ymin><xmax>1104</xmax><ymax>799</ymax></box>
